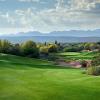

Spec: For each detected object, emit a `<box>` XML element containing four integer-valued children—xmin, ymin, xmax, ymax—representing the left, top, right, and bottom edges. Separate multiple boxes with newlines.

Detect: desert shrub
<box><xmin>87</xmin><ymin>66</ymin><xmax>96</xmax><ymax>75</ymax></box>
<box><xmin>91</xmin><ymin>54</ymin><xmax>100</xmax><ymax>66</ymax></box>
<box><xmin>0</xmin><ymin>40</ymin><xmax>12</xmax><ymax>53</ymax></box>
<box><xmin>39</xmin><ymin>46</ymin><xmax>48</xmax><ymax>55</ymax></box>
<box><xmin>80</xmin><ymin>60</ymin><xmax>87</xmax><ymax>68</ymax></box>
<box><xmin>48</xmin><ymin>44</ymin><xmax>58</xmax><ymax>53</ymax></box>
<box><xmin>86</xmin><ymin>53</ymin><xmax>100</xmax><ymax>76</ymax></box>
<box><xmin>20</xmin><ymin>40</ymin><xmax>39</xmax><ymax>58</ymax></box>
<box><xmin>87</xmin><ymin>66</ymin><xmax>100</xmax><ymax>76</ymax></box>
<box><xmin>9</xmin><ymin>44</ymin><xmax>21</xmax><ymax>55</ymax></box>
<box><xmin>47</xmin><ymin>54</ymin><xmax>58</xmax><ymax>61</ymax></box>
<box><xmin>39</xmin><ymin>46</ymin><xmax>49</xmax><ymax>59</ymax></box>
<box><xmin>63</xmin><ymin>47</ymin><xmax>82</xmax><ymax>52</ymax></box>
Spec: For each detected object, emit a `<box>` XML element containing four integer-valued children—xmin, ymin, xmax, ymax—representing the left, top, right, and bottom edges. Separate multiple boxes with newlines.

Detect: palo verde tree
<box><xmin>20</xmin><ymin>40</ymin><xmax>39</xmax><ymax>58</ymax></box>
<box><xmin>0</xmin><ymin>40</ymin><xmax>12</xmax><ymax>53</ymax></box>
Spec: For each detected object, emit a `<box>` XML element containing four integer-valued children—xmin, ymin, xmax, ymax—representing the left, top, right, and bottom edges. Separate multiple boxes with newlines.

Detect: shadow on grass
<box><xmin>0</xmin><ymin>60</ymin><xmax>75</xmax><ymax>70</ymax></box>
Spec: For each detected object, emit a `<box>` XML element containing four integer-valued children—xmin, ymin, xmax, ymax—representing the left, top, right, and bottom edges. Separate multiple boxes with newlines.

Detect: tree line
<box><xmin>63</xmin><ymin>42</ymin><xmax>100</xmax><ymax>52</ymax></box>
<box><xmin>0</xmin><ymin>40</ymin><xmax>59</xmax><ymax>58</ymax></box>
<box><xmin>0</xmin><ymin>39</ymin><xmax>100</xmax><ymax>59</ymax></box>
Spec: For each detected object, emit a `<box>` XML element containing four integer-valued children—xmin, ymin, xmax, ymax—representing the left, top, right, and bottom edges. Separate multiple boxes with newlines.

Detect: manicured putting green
<box><xmin>56</xmin><ymin>52</ymin><xmax>98</xmax><ymax>60</ymax></box>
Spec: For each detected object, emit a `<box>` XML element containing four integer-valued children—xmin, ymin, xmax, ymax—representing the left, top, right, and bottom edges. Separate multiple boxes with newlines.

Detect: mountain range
<box><xmin>9</xmin><ymin>29</ymin><xmax>100</xmax><ymax>37</ymax></box>
<box><xmin>0</xmin><ymin>29</ymin><xmax>100</xmax><ymax>43</ymax></box>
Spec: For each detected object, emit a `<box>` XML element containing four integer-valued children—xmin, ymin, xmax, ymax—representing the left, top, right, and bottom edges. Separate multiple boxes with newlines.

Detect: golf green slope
<box><xmin>0</xmin><ymin>54</ymin><xmax>100</xmax><ymax>100</ymax></box>
<box><xmin>56</xmin><ymin>52</ymin><xmax>98</xmax><ymax>60</ymax></box>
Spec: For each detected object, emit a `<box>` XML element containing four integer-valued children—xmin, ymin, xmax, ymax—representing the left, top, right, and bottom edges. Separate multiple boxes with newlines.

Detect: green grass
<box><xmin>56</xmin><ymin>52</ymin><xmax>98</xmax><ymax>60</ymax></box>
<box><xmin>0</xmin><ymin>54</ymin><xmax>100</xmax><ymax>100</ymax></box>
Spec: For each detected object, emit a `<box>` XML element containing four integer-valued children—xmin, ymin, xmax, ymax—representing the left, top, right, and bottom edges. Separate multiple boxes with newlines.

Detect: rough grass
<box><xmin>0</xmin><ymin>54</ymin><xmax>100</xmax><ymax>100</ymax></box>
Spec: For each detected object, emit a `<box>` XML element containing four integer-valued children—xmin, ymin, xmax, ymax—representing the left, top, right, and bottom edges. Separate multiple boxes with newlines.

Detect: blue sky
<box><xmin>0</xmin><ymin>0</ymin><xmax>100</xmax><ymax>34</ymax></box>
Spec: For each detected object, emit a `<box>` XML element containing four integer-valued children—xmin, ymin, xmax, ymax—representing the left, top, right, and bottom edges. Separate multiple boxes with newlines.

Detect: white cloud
<box><xmin>11</xmin><ymin>6</ymin><xmax>100</xmax><ymax>33</ymax></box>
<box><xmin>71</xmin><ymin>0</ymin><xmax>100</xmax><ymax>11</ymax></box>
<box><xmin>56</xmin><ymin>0</ymin><xmax>65</xmax><ymax>10</ymax></box>
<box><xmin>0</xmin><ymin>0</ymin><xmax>100</xmax><ymax>34</ymax></box>
<box><xmin>1</xmin><ymin>13</ymin><xmax>15</xmax><ymax>25</ymax></box>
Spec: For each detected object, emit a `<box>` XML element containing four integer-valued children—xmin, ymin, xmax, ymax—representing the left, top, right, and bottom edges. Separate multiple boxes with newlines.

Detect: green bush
<box><xmin>87</xmin><ymin>66</ymin><xmax>100</xmax><ymax>76</ymax></box>
<box><xmin>39</xmin><ymin>46</ymin><xmax>48</xmax><ymax>55</ymax></box>
<box><xmin>47</xmin><ymin>54</ymin><xmax>58</xmax><ymax>61</ymax></box>
<box><xmin>0</xmin><ymin>40</ymin><xmax>12</xmax><ymax>53</ymax></box>
<box><xmin>92</xmin><ymin>54</ymin><xmax>100</xmax><ymax>66</ymax></box>
<box><xmin>87</xmin><ymin>53</ymin><xmax>100</xmax><ymax>76</ymax></box>
<box><xmin>20</xmin><ymin>40</ymin><xmax>39</xmax><ymax>58</ymax></box>
<box><xmin>48</xmin><ymin>44</ymin><xmax>58</xmax><ymax>53</ymax></box>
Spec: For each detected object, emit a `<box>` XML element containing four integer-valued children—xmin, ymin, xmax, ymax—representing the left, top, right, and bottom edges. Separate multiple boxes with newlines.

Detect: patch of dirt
<box><xmin>55</xmin><ymin>60</ymin><xmax>82</xmax><ymax>68</ymax></box>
